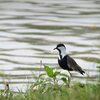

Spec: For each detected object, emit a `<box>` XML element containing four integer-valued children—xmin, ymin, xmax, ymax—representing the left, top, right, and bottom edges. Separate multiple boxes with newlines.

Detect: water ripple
<box><xmin>0</xmin><ymin>0</ymin><xmax>100</xmax><ymax>91</ymax></box>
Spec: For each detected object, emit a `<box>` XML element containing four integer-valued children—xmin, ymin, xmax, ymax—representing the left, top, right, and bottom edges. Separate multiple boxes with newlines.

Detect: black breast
<box><xmin>58</xmin><ymin>55</ymin><xmax>73</xmax><ymax>71</ymax></box>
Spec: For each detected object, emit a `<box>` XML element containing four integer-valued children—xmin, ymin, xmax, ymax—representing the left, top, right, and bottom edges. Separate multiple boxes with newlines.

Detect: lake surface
<box><xmin>0</xmin><ymin>0</ymin><xmax>100</xmax><ymax>91</ymax></box>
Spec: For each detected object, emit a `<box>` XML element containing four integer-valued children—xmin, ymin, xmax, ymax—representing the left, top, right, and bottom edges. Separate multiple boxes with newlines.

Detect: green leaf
<box><xmin>44</xmin><ymin>65</ymin><xmax>54</xmax><ymax>77</ymax></box>
<box><xmin>97</xmin><ymin>66</ymin><xmax>100</xmax><ymax>69</ymax></box>
<box><xmin>54</xmin><ymin>71</ymin><xmax>60</xmax><ymax>77</ymax></box>
<box><xmin>59</xmin><ymin>73</ymin><xmax>69</xmax><ymax>77</ymax></box>
<box><xmin>61</xmin><ymin>77</ymin><xmax>68</xmax><ymax>83</ymax></box>
<box><xmin>39</xmin><ymin>73</ymin><xmax>46</xmax><ymax>78</ymax></box>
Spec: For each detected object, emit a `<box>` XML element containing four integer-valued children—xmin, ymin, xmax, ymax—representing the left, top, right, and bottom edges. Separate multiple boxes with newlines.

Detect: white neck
<box><xmin>58</xmin><ymin>46</ymin><xmax>67</xmax><ymax>59</ymax></box>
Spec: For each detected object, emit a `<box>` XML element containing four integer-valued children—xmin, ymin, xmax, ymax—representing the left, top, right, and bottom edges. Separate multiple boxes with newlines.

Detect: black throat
<box><xmin>57</xmin><ymin>49</ymin><xmax>63</xmax><ymax>59</ymax></box>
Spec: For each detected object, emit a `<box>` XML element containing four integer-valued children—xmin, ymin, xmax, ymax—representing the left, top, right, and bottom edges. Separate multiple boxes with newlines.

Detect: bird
<box><xmin>54</xmin><ymin>43</ymin><xmax>85</xmax><ymax>75</ymax></box>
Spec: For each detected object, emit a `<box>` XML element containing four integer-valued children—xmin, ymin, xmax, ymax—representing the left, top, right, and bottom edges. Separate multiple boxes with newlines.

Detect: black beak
<box><xmin>53</xmin><ymin>47</ymin><xmax>57</xmax><ymax>50</ymax></box>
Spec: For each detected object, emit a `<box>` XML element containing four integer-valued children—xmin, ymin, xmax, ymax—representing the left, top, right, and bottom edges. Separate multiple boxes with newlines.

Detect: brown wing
<box><xmin>67</xmin><ymin>55</ymin><xmax>85</xmax><ymax>75</ymax></box>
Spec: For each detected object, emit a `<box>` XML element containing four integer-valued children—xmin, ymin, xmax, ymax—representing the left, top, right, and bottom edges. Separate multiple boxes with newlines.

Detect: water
<box><xmin>0</xmin><ymin>0</ymin><xmax>100</xmax><ymax>91</ymax></box>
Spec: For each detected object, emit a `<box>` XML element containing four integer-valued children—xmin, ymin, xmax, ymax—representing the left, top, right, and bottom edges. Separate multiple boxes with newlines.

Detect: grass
<box><xmin>0</xmin><ymin>65</ymin><xmax>100</xmax><ymax>100</ymax></box>
<box><xmin>0</xmin><ymin>83</ymin><xmax>100</xmax><ymax>100</ymax></box>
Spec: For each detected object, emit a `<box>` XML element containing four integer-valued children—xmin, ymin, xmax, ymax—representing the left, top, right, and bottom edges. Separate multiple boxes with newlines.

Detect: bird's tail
<box><xmin>80</xmin><ymin>70</ymin><xmax>85</xmax><ymax>75</ymax></box>
<box><xmin>77</xmin><ymin>66</ymin><xmax>85</xmax><ymax>75</ymax></box>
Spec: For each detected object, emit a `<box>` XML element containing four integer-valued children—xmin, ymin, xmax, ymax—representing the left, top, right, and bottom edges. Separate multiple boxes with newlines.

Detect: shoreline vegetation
<box><xmin>0</xmin><ymin>65</ymin><xmax>100</xmax><ymax>100</ymax></box>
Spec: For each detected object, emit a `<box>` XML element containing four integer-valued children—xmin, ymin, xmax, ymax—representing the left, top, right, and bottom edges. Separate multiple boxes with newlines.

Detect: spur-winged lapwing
<box><xmin>54</xmin><ymin>43</ymin><xmax>85</xmax><ymax>75</ymax></box>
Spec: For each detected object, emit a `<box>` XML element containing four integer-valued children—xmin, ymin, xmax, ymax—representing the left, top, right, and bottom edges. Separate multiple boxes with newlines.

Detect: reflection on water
<box><xmin>0</xmin><ymin>0</ymin><xmax>100</xmax><ymax>91</ymax></box>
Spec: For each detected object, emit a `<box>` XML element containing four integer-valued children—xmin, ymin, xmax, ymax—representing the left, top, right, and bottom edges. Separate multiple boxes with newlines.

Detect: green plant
<box><xmin>44</xmin><ymin>65</ymin><xmax>71</xmax><ymax>84</ymax></box>
<box><xmin>30</xmin><ymin>65</ymin><xmax>71</xmax><ymax>94</ymax></box>
<box><xmin>96</xmin><ymin>65</ymin><xmax>100</xmax><ymax>82</ymax></box>
<box><xmin>0</xmin><ymin>65</ymin><xmax>100</xmax><ymax>100</ymax></box>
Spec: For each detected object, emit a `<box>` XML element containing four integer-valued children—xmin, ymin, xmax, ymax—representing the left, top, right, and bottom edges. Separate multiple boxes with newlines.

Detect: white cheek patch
<box><xmin>58</xmin><ymin>46</ymin><xmax>66</xmax><ymax>58</ymax></box>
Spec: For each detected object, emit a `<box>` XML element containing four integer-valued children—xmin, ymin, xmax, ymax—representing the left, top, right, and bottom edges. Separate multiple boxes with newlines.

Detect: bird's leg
<box><xmin>68</xmin><ymin>71</ymin><xmax>72</xmax><ymax>77</ymax></box>
<box><xmin>67</xmin><ymin>71</ymin><xmax>72</xmax><ymax>87</ymax></box>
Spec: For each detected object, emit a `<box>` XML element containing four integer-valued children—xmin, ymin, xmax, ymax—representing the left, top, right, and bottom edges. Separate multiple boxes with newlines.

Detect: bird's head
<box><xmin>54</xmin><ymin>43</ymin><xmax>66</xmax><ymax>59</ymax></box>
